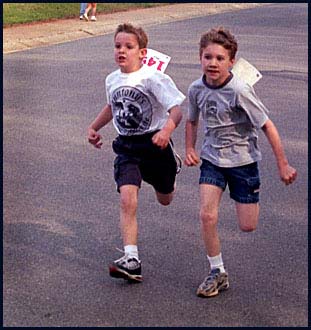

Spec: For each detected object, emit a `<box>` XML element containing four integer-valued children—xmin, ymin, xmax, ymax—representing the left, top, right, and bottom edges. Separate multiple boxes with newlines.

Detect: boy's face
<box><xmin>114</xmin><ymin>32</ymin><xmax>147</xmax><ymax>73</ymax></box>
<box><xmin>200</xmin><ymin>43</ymin><xmax>235</xmax><ymax>86</ymax></box>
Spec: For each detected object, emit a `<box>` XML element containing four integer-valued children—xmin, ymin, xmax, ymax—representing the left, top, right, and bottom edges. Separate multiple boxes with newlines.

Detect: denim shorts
<box><xmin>199</xmin><ymin>159</ymin><xmax>260</xmax><ymax>203</ymax></box>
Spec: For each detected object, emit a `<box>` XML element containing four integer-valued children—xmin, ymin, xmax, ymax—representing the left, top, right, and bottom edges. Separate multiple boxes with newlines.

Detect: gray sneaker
<box><xmin>197</xmin><ymin>268</ymin><xmax>229</xmax><ymax>297</ymax></box>
<box><xmin>109</xmin><ymin>253</ymin><xmax>142</xmax><ymax>283</ymax></box>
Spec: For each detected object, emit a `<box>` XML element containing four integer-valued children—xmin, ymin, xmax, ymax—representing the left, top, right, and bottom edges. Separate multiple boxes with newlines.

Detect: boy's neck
<box><xmin>120</xmin><ymin>64</ymin><xmax>144</xmax><ymax>74</ymax></box>
<box><xmin>203</xmin><ymin>72</ymin><xmax>233</xmax><ymax>89</ymax></box>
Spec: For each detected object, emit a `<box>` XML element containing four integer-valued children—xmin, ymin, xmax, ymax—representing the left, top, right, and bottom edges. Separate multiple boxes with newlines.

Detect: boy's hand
<box><xmin>152</xmin><ymin>129</ymin><xmax>170</xmax><ymax>149</ymax></box>
<box><xmin>88</xmin><ymin>128</ymin><xmax>103</xmax><ymax>149</ymax></box>
<box><xmin>184</xmin><ymin>148</ymin><xmax>200</xmax><ymax>166</ymax></box>
<box><xmin>279</xmin><ymin>164</ymin><xmax>297</xmax><ymax>185</ymax></box>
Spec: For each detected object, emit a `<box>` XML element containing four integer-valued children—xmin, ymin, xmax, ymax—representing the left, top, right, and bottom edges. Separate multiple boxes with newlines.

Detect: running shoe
<box><xmin>197</xmin><ymin>268</ymin><xmax>229</xmax><ymax>297</ymax></box>
<box><xmin>109</xmin><ymin>253</ymin><xmax>142</xmax><ymax>282</ymax></box>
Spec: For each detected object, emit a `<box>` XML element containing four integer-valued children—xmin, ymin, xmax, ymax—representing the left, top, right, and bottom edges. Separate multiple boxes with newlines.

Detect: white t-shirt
<box><xmin>106</xmin><ymin>65</ymin><xmax>185</xmax><ymax>136</ymax></box>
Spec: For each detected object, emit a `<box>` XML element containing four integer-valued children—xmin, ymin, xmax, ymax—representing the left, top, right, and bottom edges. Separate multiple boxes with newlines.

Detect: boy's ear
<box><xmin>140</xmin><ymin>48</ymin><xmax>147</xmax><ymax>58</ymax></box>
<box><xmin>230</xmin><ymin>57</ymin><xmax>235</xmax><ymax>69</ymax></box>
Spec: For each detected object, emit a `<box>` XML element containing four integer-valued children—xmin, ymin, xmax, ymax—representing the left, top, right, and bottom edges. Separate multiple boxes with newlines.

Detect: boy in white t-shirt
<box><xmin>185</xmin><ymin>27</ymin><xmax>297</xmax><ymax>297</ymax></box>
<box><xmin>87</xmin><ymin>23</ymin><xmax>185</xmax><ymax>282</ymax></box>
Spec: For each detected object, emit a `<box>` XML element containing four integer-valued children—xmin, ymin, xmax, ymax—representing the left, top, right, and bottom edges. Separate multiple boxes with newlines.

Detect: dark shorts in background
<box><xmin>112</xmin><ymin>131</ymin><xmax>177</xmax><ymax>194</ymax></box>
<box><xmin>199</xmin><ymin>159</ymin><xmax>260</xmax><ymax>203</ymax></box>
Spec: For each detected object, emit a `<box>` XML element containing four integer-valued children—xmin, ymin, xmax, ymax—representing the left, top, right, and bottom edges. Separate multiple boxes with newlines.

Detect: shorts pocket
<box><xmin>246</xmin><ymin>177</ymin><xmax>260</xmax><ymax>194</ymax></box>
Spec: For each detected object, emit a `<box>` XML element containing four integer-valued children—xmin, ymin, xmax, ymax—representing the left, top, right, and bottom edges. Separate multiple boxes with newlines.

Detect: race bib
<box><xmin>232</xmin><ymin>57</ymin><xmax>262</xmax><ymax>86</ymax></box>
<box><xmin>142</xmin><ymin>48</ymin><xmax>171</xmax><ymax>73</ymax></box>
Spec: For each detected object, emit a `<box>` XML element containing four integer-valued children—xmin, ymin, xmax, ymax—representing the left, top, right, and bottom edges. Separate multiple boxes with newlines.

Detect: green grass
<box><xmin>3</xmin><ymin>3</ymin><xmax>169</xmax><ymax>27</ymax></box>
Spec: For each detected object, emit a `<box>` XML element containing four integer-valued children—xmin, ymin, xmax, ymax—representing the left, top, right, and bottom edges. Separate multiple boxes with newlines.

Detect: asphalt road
<box><xmin>3</xmin><ymin>3</ymin><xmax>308</xmax><ymax>327</ymax></box>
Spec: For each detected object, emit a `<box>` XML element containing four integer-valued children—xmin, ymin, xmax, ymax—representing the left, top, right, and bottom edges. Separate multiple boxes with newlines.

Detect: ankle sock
<box><xmin>207</xmin><ymin>253</ymin><xmax>225</xmax><ymax>273</ymax></box>
<box><xmin>124</xmin><ymin>245</ymin><xmax>139</xmax><ymax>260</ymax></box>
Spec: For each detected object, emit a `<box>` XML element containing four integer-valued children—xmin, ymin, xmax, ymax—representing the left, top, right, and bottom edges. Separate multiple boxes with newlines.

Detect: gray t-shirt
<box><xmin>188</xmin><ymin>73</ymin><xmax>269</xmax><ymax>167</ymax></box>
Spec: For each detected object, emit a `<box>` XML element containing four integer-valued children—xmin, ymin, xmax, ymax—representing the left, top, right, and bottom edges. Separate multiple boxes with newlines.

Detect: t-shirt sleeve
<box><xmin>149</xmin><ymin>73</ymin><xmax>185</xmax><ymax>111</ymax></box>
<box><xmin>105</xmin><ymin>75</ymin><xmax>111</xmax><ymax>105</ymax></box>
<box><xmin>238</xmin><ymin>84</ymin><xmax>269</xmax><ymax>128</ymax></box>
<box><xmin>187</xmin><ymin>84</ymin><xmax>200</xmax><ymax>121</ymax></box>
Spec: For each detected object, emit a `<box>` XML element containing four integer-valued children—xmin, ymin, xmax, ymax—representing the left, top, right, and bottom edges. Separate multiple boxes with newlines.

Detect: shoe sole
<box><xmin>109</xmin><ymin>265</ymin><xmax>143</xmax><ymax>283</ymax></box>
<box><xmin>197</xmin><ymin>282</ymin><xmax>229</xmax><ymax>298</ymax></box>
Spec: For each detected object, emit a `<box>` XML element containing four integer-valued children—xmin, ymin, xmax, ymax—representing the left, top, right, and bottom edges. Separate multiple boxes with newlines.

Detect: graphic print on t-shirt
<box><xmin>204</xmin><ymin>99</ymin><xmax>219</xmax><ymax>127</ymax></box>
<box><xmin>111</xmin><ymin>86</ymin><xmax>153</xmax><ymax>135</ymax></box>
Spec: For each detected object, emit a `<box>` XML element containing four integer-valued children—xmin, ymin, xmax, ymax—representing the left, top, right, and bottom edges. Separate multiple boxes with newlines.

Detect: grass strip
<box><xmin>3</xmin><ymin>3</ymin><xmax>169</xmax><ymax>26</ymax></box>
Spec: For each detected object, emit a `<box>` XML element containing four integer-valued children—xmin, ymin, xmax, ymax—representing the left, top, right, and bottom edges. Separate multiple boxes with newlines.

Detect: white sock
<box><xmin>124</xmin><ymin>245</ymin><xmax>139</xmax><ymax>260</ymax></box>
<box><xmin>207</xmin><ymin>253</ymin><xmax>225</xmax><ymax>273</ymax></box>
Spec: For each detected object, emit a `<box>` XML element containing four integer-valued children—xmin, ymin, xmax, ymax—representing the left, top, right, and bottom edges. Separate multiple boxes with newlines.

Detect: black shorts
<box><xmin>112</xmin><ymin>131</ymin><xmax>177</xmax><ymax>194</ymax></box>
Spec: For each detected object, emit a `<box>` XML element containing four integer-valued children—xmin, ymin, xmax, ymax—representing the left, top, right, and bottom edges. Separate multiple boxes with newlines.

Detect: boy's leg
<box><xmin>197</xmin><ymin>183</ymin><xmax>229</xmax><ymax>298</ymax></box>
<box><xmin>110</xmin><ymin>184</ymin><xmax>142</xmax><ymax>282</ymax></box>
<box><xmin>199</xmin><ymin>184</ymin><xmax>223</xmax><ymax>257</ymax></box>
<box><xmin>110</xmin><ymin>138</ymin><xmax>144</xmax><ymax>281</ymax></box>
<box><xmin>119</xmin><ymin>184</ymin><xmax>139</xmax><ymax>245</ymax></box>
<box><xmin>235</xmin><ymin>202</ymin><xmax>259</xmax><ymax>232</ymax></box>
<box><xmin>142</xmin><ymin>140</ymin><xmax>178</xmax><ymax>206</ymax></box>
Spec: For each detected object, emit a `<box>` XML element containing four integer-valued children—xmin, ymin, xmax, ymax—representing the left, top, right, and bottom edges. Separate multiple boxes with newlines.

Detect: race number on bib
<box><xmin>143</xmin><ymin>48</ymin><xmax>171</xmax><ymax>73</ymax></box>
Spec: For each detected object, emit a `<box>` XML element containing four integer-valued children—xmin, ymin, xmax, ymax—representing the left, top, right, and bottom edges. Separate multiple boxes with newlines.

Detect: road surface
<box><xmin>3</xmin><ymin>3</ymin><xmax>308</xmax><ymax>327</ymax></box>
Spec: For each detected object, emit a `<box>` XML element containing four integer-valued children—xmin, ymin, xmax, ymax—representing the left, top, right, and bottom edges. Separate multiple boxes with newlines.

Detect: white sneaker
<box><xmin>91</xmin><ymin>16</ymin><xmax>97</xmax><ymax>21</ymax></box>
<box><xmin>83</xmin><ymin>13</ymin><xmax>89</xmax><ymax>21</ymax></box>
<box><xmin>79</xmin><ymin>15</ymin><xmax>83</xmax><ymax>20</ymax></box>
<box><xmin>109</xmin><ymin>253</ymin><xmax>142</xmax><ymax>282</ymax></box>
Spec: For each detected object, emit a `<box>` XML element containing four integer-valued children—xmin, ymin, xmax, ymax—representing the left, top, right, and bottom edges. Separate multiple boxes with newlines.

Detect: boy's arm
<box><xmin>261</xmin><ymin>119</ymin><xmax>297</xmax><ymax>185</ymax></box>
<box><xmin>152</xmin><ymin>105</ymin><xmax>182</xmax><ymax>149</ymax></box>
<box><xmin>87</xmin><ymin>104</ymin><xmax>113</xmax><ymax>149</ymax></box>
<box><xmin>185</xmin><ymin>119</ymin><xmax>200</xmax><ymax>166</ymax></box>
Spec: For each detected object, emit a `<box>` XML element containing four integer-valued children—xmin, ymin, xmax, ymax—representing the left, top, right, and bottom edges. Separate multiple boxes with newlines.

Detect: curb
<box><xmin>3</xmin><ymin>3</ymin><xmax>269</xmax><ymax>54</ymax></box>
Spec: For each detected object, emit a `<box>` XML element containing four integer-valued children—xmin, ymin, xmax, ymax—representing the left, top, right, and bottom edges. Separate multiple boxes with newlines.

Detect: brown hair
<box><xmin>199</xmin><ymin>27</ymin><xmax>238</xmax><ymax>60</ymax></box>
<box><xmin>114</xmin><ymin>23</ymin><xmax>148</xmax><ymax>49</ymax></box>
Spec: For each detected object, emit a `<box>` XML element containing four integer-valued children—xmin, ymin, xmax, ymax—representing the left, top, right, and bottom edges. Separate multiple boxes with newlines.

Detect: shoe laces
<box><xmin>114</xmin><ymin>248</ymin><xmax>140</xmax><ymax>268</ymax></box>
<box><xmin>204</xmin><ymin>268</ymin><xmax>221</xmax><ymax>283</ymax></box>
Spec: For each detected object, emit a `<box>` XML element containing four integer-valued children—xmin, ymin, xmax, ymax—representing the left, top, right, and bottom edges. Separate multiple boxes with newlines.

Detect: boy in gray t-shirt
<box><xmin>185</xmin><ymin>27</ymin><xmax>297</xmax><ymax>298</ymax></box>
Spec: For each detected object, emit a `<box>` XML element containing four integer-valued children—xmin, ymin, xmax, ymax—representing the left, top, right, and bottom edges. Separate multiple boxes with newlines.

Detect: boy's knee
<box><xmin>239</xmin><ymin>223</ymin><xmax>257</xmax><ymax>232</ymax></box>
<box><xmin>200</xmin><ymin>208</ymin><xmax>218</xmax><ymax>226</ymax></box>
<box><xmin>156</xmin><ymin>191</ymin><xmax>174</xmax><ymax>206</ymax></box>
<box><xmin>159</xmin><ymin>200</ymin><xmax>171</xmax><ymax>206</ymax></box>
<box><xmin>236</xmin><ymin>202</ymin><xmax>259</xmax><ymax>232</ymax></box>
<box><xmin>120</xmin><ymin>191</ymin><xmax>137</xmax><ymax>212</ymax></box>
<box><xmin>157</xmin><ymin>195</ymin><xmax>173</xmax><ymax>206</ymax></box>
